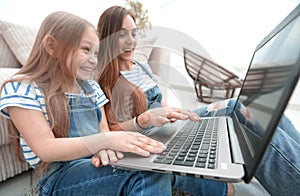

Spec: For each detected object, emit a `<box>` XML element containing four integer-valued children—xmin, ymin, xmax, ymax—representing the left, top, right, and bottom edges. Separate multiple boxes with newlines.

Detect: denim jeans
<box><xmin>194</xmin><ymin>98</ymin><xmax>300</xmax><ymax>196</ymax></box>
<box><xmin>39</xmin><ymin>81</ymin><xmax>228</xmax><ymax>196</ymax></box>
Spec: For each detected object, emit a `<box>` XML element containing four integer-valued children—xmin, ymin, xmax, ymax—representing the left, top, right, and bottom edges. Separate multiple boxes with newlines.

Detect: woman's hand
<box><xmin>138</xmin><ymin>107</ymin><xmax>201</xmax><ymax>128</ymax></box>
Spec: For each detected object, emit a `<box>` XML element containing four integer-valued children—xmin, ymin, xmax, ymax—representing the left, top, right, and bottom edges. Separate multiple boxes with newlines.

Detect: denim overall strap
<box><xmin>77</xmin><ymin>79</ymin><xmax>94</xmax><ymax>94</ymax></box>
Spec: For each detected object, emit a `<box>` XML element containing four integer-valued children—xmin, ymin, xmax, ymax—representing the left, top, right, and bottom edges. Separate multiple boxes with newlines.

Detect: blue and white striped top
<box><xmin>0</xmin><ymin>78</ymin><xmax>108</xmax><ymax>168</ymax></box>
<box><xmin>120</xmin><ymin>64</ymin><xmax>156</xmax><ymax>92</ymax></box>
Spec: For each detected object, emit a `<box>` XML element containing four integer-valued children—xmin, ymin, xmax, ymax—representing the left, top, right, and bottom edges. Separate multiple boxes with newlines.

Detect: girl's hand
<box><xmin>91</xmin><ymin>131</ymin><xmax>166</xmax><ymax>167</ymax></box>
<box><xmin>91</xmin><ymin>150</ymin><xmax>124</xmax><ymax>167</ymax></box>
<box><xmin>104</xmin><ymin>131</ymin><xmax>166</xmax><ymax>157</ymax></box>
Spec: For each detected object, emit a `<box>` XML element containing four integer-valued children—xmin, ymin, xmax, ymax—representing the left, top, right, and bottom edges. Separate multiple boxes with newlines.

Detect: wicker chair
<box><xmin>241</xmin><ymin>65</ymin><xmax>293</xmax><ymax>105</ymax></box>
<box><xmin>183</xmin><ymin>47</ymin><xmax>242</xmax><ymax>103</ymax></box>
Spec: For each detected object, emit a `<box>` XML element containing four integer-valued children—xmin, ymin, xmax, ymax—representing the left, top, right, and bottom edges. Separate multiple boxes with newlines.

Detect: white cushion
<box><xmin>134</xmin><ymin>36</ymin><xmax>157</xmax><ymax>63</ymax></box>
<box><xmin>0</xmin><ymin>20</ymin><xmax>37</xmax><ymax>66</ymax></box>
<box><xmin>0</xmin><ymin>35</ymin><xmax>20</xmax><ymax>68</ymax></box>
<box><xmin>0</xmin><ymin>68</ymin><xmax>20</xmax><ymax>84</ymax></box>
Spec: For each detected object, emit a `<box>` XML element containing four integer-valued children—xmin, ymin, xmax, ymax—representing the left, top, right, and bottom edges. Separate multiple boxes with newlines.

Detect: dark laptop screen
<box><xmin>233</xmin><ymin>5</ymin><xmax>300</xmax><ymax>182</ymax></box>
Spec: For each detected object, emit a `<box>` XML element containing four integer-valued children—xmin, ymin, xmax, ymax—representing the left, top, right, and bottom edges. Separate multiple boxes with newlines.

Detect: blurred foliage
<box><xmin>125</xmin><ymin>0</ymin><xmax>152</xmax><ymax>37</ymax></box>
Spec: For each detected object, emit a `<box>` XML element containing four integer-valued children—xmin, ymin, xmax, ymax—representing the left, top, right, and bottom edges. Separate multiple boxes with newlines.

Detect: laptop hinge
<box><xmin>227</xmin><ymin>118</ymin><xmax>245</xmax><ymax>164</ymax></box>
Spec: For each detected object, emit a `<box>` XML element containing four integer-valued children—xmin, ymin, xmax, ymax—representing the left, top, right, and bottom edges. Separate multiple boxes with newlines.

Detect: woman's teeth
<box><xmin>81</xmin><ymin>66</ymin><xmax>92</xmax><ymax>72</ymax></box>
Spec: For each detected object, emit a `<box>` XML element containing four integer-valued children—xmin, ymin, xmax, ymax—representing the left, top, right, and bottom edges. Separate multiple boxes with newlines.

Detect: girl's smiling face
<box><xmin>75</xmin><ymin>27</ymin><xmax>99</xmax><ymax>81</ymax></box>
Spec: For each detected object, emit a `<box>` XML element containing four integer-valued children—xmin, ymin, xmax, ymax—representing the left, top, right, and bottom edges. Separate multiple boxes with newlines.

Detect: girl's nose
<box><xmin>88</xmin><ymin>55</ymin><xmax>98</xmax><ymax>64</ymax></box>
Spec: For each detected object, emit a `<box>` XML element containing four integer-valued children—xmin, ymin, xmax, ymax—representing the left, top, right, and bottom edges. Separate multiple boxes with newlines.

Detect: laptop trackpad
<box><xmin>145</xmin><ymin>121</ymin><xmax>183</xmax><ymax>144</ymax></box>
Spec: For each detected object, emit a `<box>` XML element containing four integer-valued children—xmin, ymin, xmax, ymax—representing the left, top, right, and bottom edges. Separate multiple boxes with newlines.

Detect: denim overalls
<box><xmin>68</xmin><ymin>79</ymin><xmax>101</xmax><ymax>137</ymax></box>
<box><xmin>39</xmin><ymin>80</ymin><xmax>102</xmax><ymax>195</ymax></box>
<box><xmin>146</xmin><ymin>86</ymin><xmax>163</xmax><ymax>109</ymax></box>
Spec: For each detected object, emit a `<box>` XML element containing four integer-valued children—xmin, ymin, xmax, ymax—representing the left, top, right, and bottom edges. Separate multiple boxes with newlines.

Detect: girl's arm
<box><xmin>92</xmin><ymin>106</ymin><xmax>124</xmax><ymax>167</ymax></box>
<box><xmin>8</xmin><ymin>106</ymin><xmax>166</xmax><ymax>162</ymax></box>
<box><xmin>99</xmin><ymin>107</ymin><xmax>110</xmax><ymax>132</ymax></box>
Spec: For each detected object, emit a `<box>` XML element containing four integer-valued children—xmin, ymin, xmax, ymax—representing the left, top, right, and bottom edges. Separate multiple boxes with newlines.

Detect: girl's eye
<box><xmin>82</xmin><ymin>47</ymin><xmax>90</xmax><ymax>53</ymax></box>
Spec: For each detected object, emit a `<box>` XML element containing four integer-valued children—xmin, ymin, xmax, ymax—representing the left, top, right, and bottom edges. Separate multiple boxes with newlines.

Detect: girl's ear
<box><xmin>43</xmin><ymin>35</ymin><xmax>56</xmax><ymax>56</ymax></box>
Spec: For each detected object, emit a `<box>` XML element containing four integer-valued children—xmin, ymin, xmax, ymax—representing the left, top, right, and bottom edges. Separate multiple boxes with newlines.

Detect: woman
<box><xmin>95</xmin><ymin>5</ymin><xmax>300</xmax><ymax>196</ymax></box>
<box><xmin>95</xmin><ymin>5</ymin><xmax>234</xmax><ymax>195</ymax></box>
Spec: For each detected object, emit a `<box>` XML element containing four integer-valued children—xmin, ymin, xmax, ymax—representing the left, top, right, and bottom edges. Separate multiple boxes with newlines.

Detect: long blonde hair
<box><xmin>97</xmin><ymin>6</ymin><xmax>147</xmax><ymax>128</ymax></box>
<box><xmin>1</xmin><ymin>11</ymin><xmax>95</xmax><ymax>169</ymax></box>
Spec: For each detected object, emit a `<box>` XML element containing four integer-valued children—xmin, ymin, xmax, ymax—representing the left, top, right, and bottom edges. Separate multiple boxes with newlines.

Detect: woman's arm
<box><xmin>110</xmin><ymin>107</ymin><xmax>201</xmax><ymax>131</ymax></box>
<box><xmin>8</xmin><ymin>106</ymin><xmax>166</xmax><ymax>162</ymax></box>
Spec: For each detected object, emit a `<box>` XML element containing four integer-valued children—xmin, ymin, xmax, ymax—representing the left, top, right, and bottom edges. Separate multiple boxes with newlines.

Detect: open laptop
<box><xmin>111</xmin><ymin>4</ymin><xmax>300</xmax><ymax>183</ymax></box>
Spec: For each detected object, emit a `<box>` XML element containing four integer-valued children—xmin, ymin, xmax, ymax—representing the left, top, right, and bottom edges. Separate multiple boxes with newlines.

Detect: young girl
<box><xmin>0</xmin><ymin>11</ymin><xmax>183</xmax><ymax>196</ymax></box>
<box><xmin>94</xmin><ymin>5</ymin><xmax>300</xmax><ymax>196</ymax></box>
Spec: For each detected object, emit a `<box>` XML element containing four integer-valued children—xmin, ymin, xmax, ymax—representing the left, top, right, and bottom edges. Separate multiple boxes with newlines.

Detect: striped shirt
<box><xmin>120</xmin><ymin>64</ymin><xmax>156</xmax><ymax>92</ymax></box>
<box><xmin>0</xmin><ymin>79</ymin><xmax>108</xmax><ymax>168</ymax></box>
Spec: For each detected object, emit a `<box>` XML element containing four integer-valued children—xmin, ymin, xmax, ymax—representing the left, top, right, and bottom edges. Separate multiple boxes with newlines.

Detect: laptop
<box><xmin>111</xmin><ymin>4</ymin><xmax>300</xmax><ymax>183</ymax></box>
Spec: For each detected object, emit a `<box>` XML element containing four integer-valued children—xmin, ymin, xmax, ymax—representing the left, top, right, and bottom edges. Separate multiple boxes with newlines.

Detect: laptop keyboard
<box><xmin>154</xmin><ymin>118</ymin><xmax>219</xmax><ymax>169</ymax></box>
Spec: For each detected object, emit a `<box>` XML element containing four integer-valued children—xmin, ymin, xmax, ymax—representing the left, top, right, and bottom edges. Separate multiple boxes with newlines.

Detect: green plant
<box><xmin>125</xmin><ymin>0</ymin><xmax>151</xmax><ymax>37</ymax></box>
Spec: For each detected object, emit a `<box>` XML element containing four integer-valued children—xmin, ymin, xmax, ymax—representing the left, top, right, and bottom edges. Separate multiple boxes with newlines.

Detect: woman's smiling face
<box><xmin>117</xmin><ymin>14</ymin><xmax>137</xmax><ymax>62</ymax></box>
